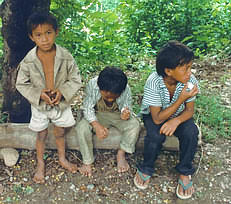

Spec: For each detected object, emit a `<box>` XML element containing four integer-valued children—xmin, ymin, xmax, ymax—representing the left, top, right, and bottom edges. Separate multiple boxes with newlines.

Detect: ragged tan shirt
<box><xmin>16</xmin><ymin>44</ymin><xmax>82</xmax><ymax>111</ymax></box>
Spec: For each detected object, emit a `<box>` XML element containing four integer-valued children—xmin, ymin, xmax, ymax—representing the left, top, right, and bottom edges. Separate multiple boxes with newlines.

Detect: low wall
<box><xmin>0</xmin><ymin>123</ymin><xmax>180</xmax><ymax>151</ymax></box>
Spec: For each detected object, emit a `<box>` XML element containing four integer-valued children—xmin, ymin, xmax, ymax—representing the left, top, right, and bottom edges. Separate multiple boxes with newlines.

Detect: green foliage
<box><xmin>195</xmin><ymin>87</ymin><xmax>231</xmax><ymax>141</ymax></box>
<box><xmin>51</xmin><ymin>0</ymin><xmax>131</xmax><ymax>77</ymax></box>
<box><xmin>128</xmin><ymin>62</ymin><xmax>154</xmax><ymax>114</ymax></box>
<box><xmin>100</xmin><ymin>0</ymin><xmax>120</xmax><ymax>11</ymax></box>
<box><xmin>118</xmin><ymin>0</ymin><xmax>231</xmax><ymax>58</ymax></box>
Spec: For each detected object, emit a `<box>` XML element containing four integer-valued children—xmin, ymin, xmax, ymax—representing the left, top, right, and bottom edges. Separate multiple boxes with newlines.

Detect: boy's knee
<box><xmin>53</xmin><ymin>126</ymin><xmax>65</xmax><ymax>138</ymax></box>
<box><xmin>129</xmin><ymin>117</ymin><xmax>141</xmax><ymax>132</ymax></box>
<box><xmin>77</xmin><ymin>119</ymin><xmax>92</xmax><ymax>131</ymax></box>
<box><xmin>77</xmin><ymin>119</ymin><xmax>89</xmax><ymax>128</ymax></box>
<box><xmin>182</xmin><ymin>124</ymin><xmax>199</xmax><ymax>141</ymax></box>
<box><xmin>37</xmin><ymin>129</ymin><xmax>48</xmax><ymax>141</ymax></box>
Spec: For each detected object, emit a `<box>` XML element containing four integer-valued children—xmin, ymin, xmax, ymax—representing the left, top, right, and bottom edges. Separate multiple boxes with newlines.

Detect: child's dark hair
<box><xmin>97</xmin><ymin>66</ymin><xmax>128</xmax><ymax>95</ymax></box>
<box><xmin>156</xmin><ymin>40</ymin><xmax>194</xmax><ymax>77</ymax></box>
<box><xmin>27</xmin><ymin>12</ymin><xmax>58</xmax><ymax>35</ymax></box>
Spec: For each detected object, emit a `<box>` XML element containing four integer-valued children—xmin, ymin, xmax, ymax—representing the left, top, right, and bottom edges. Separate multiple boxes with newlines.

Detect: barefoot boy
<box><xmin>134</xmin><ymin>41</ymin><xmax>199</xmax><ymax>200</ymax></box>
<box><xmin>76</xmin><ymin>66</ymin><xmax>140</xmax><ymax>177</ymax></box>
<box><xmin>16</xmin><ymin>12</ymin><xmax>82</xmax><ymax>183</ymax></box>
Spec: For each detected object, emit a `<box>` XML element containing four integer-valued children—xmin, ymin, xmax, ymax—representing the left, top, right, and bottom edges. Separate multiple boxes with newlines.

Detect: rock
<box><xmin>87</xmin><ymin>184</ymin><xmax>95</xmax><ymax>190</ymax></box>
<box><xmin>0</xmin><ymin>148</ymin><xmax>19</xmax><ymax>167</ymax></box>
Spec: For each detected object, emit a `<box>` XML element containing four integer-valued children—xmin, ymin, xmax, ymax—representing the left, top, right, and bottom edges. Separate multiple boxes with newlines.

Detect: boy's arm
<box><xmin>82</xmin><ymin>79</ymin><xmax>98</xmax><ymax>123</ymax></box>
<box><xmin>118</xmin><ymin>85</ymin><xmax>133</xmax><ymax>111</ymax></box>
<box><xmin>16</xmin><ymin>63</ymin><xmax>43</xmax><ymax>106</ymax></box>
<box><xmin>90</xmin><ymin>121</ymin><xmax>109</xmax><ymax>139</ymax></box>
<box><xmin>82</xmin><ymin>79</ymin><xmax>109</xmax><ymax>139</ymax></box>
<box><xmin>58</xmin><ymin>61</ymin><xmax>82</xmax><ymax>103</ymax></box>
<box><xmin>150</xmin><ymin>84</ymin><xmax>198</xmax><ymax>124</ymax></box>
<box><xmin>159</xmin><ymin>101</ymin><xmax>194</xmax><ymax>136</ymax></box>
<box><xmin>173</xmin><ymin>101</ymin><xmax>194</xmax><ymax>124</ymax></box>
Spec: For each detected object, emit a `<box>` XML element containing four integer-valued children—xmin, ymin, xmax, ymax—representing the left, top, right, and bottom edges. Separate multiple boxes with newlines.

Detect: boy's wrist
<box><xmin>174</xmin><ymin>117</ymin><xmax>182</xmax><ymax>126</ymax></box>
<box><xmin>90</xmin><ymin>121</ymin><xmax>99</xmax><ymax>130</ymax></box>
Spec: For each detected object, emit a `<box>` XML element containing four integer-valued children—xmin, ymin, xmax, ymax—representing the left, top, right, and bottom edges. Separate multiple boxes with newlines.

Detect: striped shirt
<box><xmin>83</xmin><ymin>77</ymin><xmax>133</xmax><ymax>123</ymax></box>
<box><xmin>140</xmin><ymin>72</ymin><xmax>199</xmax><ymax>118</ymax></box>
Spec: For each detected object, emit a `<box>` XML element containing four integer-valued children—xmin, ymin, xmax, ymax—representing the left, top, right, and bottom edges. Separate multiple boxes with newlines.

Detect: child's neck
<box><xmin>37</xmin><ymin>45</ymin><xmax>56</xmax><ymax>58</ymax></box>
<box><xmin>163</xmin><ymin>76</ymin><xmax>177</xmax><ymax>87</ymax></box>
<box><xmin>164</xmin><ymin>76</ymin><xmax>177</xmax><ymax>100</ymax></box>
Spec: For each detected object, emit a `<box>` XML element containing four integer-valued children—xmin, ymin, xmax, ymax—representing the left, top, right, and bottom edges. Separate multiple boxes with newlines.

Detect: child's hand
<box><xmin>93</xmin><ymin>122</ymin><xmax>109</xmax><ymax>140</ymax></box>
<box><xmin>179</xmin><ymin>84</ymin><xmax>199</xmax><ymax>102</ymax></box>
<box><xmin>159</xmin><ymin>118</ymin><xmax>180</xmax><ymax>136</ymax></box>
<box><xmin>50</xmin><ymin>89</ymin><xmax>62</xmax><ymax>105</ymax></box>
<box><xmin>40</xmin><ymin>89</ymin><xmax>53</xmax><ymax>105</ymax></box>
<box><xmin>120</xmin><ymin>107</ymin><xmax>130</xmax><ymax>120</ymax></box>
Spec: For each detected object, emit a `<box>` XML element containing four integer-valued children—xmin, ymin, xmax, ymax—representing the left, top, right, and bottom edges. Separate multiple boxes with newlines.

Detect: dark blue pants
<box><xmin>137</xmin><ymin>114</ymin><xmax>198</xmax><ymax>176</ymax></box>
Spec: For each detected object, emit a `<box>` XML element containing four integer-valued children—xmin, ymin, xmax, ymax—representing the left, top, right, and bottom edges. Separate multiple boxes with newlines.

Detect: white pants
<box><xmin>29</xmin><ymin>106</ymin><xmax>75</xmax><ymax>132</ymax></box>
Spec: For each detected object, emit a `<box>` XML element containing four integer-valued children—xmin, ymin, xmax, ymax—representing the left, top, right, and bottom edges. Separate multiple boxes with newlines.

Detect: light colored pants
<box><xmin>76</xmin><ymin>112</ymin><xmax>141</xmax><ymax>164</ymax></box>
<box><xmin>29</xmin><ymin>106</ymin><xmax>75</xmax><ymax>132</ymax></box>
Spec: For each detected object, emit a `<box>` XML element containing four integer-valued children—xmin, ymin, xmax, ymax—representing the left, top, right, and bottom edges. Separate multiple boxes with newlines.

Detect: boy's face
<box><xmin>29</xmin><ymin>23</ymin><xmax>58</xmax><ymax>52</ymax></box>
<box><xmin>100</xmin><ymin>90</ymin><xmax>120</xmax><ymax>103</ymax></box>
<box><xmin>166</xmin><ymin>61</ymin><xmax>192</xmax><ymax>84</ymax></box>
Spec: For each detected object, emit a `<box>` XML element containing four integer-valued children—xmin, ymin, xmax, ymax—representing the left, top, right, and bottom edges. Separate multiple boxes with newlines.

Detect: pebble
<box><xmin>70</xmin><ymin>184</ymin><xmax>76</xmax><ymax>190</ymax></box>
<box><xmin>162</xmin><ymin>185</ymin><xmax>168</xmax><ymax>193</ymax></box>
<box><xmin>23</xmin><ymin>178</ymin><xmax>28</xmax><ymax>182</ymax></box>
<box><xmin>220</xmin><ymin>182</ymin><xmax>226</xmax><ymax>190</ymax></box>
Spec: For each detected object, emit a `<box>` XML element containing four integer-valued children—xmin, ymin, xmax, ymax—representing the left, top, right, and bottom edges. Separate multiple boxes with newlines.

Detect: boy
<box><xmin>133</xmin><ymin>41</ymin><xmax>199</xmax><ymax>200</ymax></box>
<box><xmin>76</xmin><ymin>67</ymin><xmax>140</xmax><ymax>177</ymax></box>
<box><xmin>16</xmin><ymin>12</ymin><xmax>82</xmax><ymax>183</ymax></box>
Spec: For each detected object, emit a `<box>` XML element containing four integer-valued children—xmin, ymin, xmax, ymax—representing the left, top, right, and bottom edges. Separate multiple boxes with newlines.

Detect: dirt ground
<box><xmin>0</xmin><ymin>58</ymin><xmax>230</xmax><ymax>204</ymax></box>
<box><xmin>0</xmin><ymin>139</ymin><xmax>230</xmax><ymax>204</ymax></box>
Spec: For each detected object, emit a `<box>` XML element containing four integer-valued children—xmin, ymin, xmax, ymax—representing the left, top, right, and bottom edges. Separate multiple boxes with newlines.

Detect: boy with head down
<box><xmin>76</xmin><ymin>66</ymin><xmax>140</xmax><ymax>177</ymax></box>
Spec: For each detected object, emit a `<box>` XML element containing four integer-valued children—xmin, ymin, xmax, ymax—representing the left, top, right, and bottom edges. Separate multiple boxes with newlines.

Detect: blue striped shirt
<box><xmin>140</xmin><ymin>72</ymin><xmax>199</xmax><ymax>118</ymax></box>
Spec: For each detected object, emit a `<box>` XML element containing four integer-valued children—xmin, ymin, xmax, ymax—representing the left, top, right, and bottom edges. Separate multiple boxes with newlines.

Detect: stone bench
<box><xmin>0</xmin><ymin>122</ymin><xmax>202</xmax><ymax>152</ymax></box>
<box><xmin>0</xmin><ymin>121</ymin><xmax>202</xmax><ymax>166</ymax></box>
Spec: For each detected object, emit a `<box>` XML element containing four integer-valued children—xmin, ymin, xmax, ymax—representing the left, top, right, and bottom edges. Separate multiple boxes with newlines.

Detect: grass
<box><xmin>195</xmin><ymin>89</ymin><xmax>231</xmax><ymax>141</ymax></box>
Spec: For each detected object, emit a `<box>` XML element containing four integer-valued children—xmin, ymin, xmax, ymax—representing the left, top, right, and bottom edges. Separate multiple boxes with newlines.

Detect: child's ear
<box><xmin>164</xmin><ymin>68</ymin><xmax>172</xmax><ymax>76</ymax></box>
<box><xmin>55</xmin><ymin>29</ymin><xmax>59</xmax><ymax>36</ymax></box>
<box><xmin>28</xmin><ymin>34</ymin><xmax>35</xmax><ymax>42</ymax></box>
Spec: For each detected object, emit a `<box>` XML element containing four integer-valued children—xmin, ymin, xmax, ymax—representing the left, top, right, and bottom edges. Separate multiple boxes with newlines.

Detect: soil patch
<box><xmin>0</xmin><ymin>139</ymin><xmax>230</xmax><ymax>204</ymax></box>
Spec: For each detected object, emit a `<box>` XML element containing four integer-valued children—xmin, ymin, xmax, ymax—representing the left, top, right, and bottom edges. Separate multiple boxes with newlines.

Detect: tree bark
<box><xmin>0</xmin><ymin>0</ymin><xmax>51</xmax><ymax>122</ymax></box>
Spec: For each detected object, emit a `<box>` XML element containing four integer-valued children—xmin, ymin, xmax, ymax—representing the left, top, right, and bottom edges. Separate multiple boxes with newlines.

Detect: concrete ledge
<box><xmin>0</xmin><ymin>122</ymin><xmax>180</xmax><ymax>151</ymax></box>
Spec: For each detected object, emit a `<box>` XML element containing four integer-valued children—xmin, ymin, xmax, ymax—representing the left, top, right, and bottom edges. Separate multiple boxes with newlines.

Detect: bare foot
<box><xmin>33</xmin><ymin>162</ymin><xmax>45</xmax><ymax>184</ymax></box>
<box><xmin>59</xmin><ymin>158</ymin><xmax>78</xmax><ymax>173</ymax></box>
<box><xmin>78</xmin><ymin>164</ymin><xmax>92</xmax><ymax>177</ymax></box>
<box><xmin>117</xmin><ymin>149</ymin><xmax>129</xmax><ymax>173</ymax></box>
<box><xmin>176</xmin><ymin>175</ymin><xmax>194</xmax><ymax>199</ymax></box>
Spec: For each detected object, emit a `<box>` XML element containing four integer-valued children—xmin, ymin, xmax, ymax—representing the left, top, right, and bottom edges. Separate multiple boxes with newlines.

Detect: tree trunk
<box><xmin>0</xmin><ymin>0</ymin><xmax>51</xmax><ymax>123</ymax></box>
